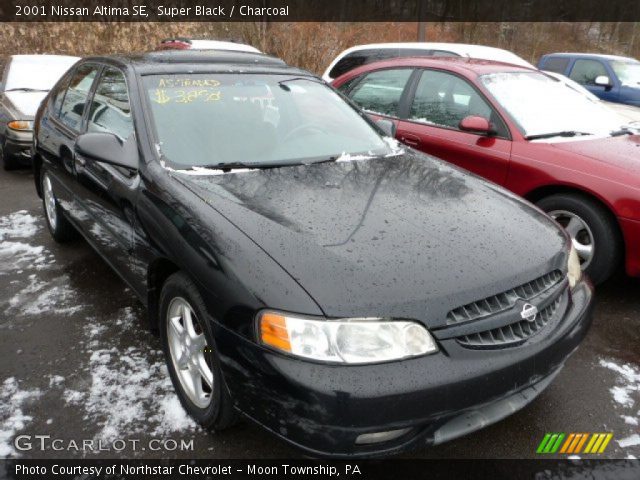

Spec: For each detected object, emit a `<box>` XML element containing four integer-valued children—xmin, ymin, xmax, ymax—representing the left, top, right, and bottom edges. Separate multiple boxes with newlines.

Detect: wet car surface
<box><xmin>1</xmin><ymin>169</ymin><xmax>639</xmax><ymax>460</ymax></box>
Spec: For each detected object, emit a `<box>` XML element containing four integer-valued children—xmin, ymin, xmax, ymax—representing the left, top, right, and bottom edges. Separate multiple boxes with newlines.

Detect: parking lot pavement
<box><xmin>0</xmin><ymin>168</ymin><xmax>638</xmax><ymax>460</ymax></box>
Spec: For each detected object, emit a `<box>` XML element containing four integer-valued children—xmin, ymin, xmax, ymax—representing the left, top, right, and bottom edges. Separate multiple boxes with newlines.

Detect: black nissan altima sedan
<box><xmin>32</xmin><ymin>50</ymin><xmax>594</xmax><ymax>457</ymax></box>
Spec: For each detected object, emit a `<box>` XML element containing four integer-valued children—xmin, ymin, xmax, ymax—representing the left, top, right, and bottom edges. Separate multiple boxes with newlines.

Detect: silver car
<box><xmin>0</xmin><ymin>54</ymin><xmax>78</xmax><ymax>170</ymax></box>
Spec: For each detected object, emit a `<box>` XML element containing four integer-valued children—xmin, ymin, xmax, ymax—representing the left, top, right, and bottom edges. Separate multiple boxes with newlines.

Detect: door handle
<box><xmin>400</xmin><ymin>134</ymin><xmax>421</xmax><ymax>147</ymax></box>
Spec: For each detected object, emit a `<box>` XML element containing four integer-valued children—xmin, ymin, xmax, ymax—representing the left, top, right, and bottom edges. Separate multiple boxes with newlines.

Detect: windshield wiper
<box><xmin>195</xmin><ymin>161</ymin><xmax>291</xmax><ymax>171</ymax></box>
<box><xmin>525</xmin><ymin>131</ymin><xmax>593</xmax><ymax>141</ymax></box>
<box><xmin>5</xmin><ymin>88</ymin><xmax>48</xmax><ymax>92</ymax></box>
<box><xmin>305</xmin><ymin>155</ymin><xmax>339</xmax><ymax>165</ymax></box>
<box><xmin>610</xmin><ymin>127</ymin><xmax>635</xmax><ymax>137</ymax></box>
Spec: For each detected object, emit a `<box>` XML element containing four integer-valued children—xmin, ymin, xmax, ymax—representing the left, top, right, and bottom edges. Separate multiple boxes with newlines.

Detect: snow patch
<box><xmin>6</xmin><ymin>274</ymin><xmax>83</xmax><ymax>317</ymax></box>
<box><xmin>0</xmin><ymin>211</ymin><xmax>54</xmax><ymax>275</ymax></box>
<box><xmin>0</xmin><ymin>377</ymin><xmax>42</xmax><ymax>458</ymax></box>
<box><xmin>64</xmin><ymin>310</ymin><xmax>197</xmax><ymax>443</ymax></box>
<box><xmin>618</xmin><ymin>434</ymin><xmax>640</xmax><ymax>449</ymax></box>
<box><xmin>0</xmin><ymin>210</ymin><xmax>40</xmax><ymax>240</ymax></box>
<box><xmin>48</xmin><ymin>375</ymin><xmax>65</xmax><ymax>387</ymax></box>
<box><xmin>599</xmin><ymin>358</ymin><xmax>640</xmax><ymax>451</ymax></box>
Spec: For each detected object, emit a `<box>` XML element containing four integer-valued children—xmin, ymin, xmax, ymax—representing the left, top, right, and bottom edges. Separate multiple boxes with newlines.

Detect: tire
<box><xmin>536</xmin><ymin>193</ymin><xmax>621</xmax><ymax>285</ymax></box>
<box><xmin>159</xmin><ymin>272</ymin><xmax>237</xmax><ymax>431</ymax></box>
<box><xmin>40</xmin><ymin>168</ymin><xmax>77</xmax><ymax>242</ymax></box>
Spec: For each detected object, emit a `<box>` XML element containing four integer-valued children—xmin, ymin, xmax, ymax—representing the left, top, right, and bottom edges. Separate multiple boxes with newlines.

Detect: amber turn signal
<box><xmin>259</xmin><ymin>312</ymin><xmax>291</xmax><ymax>352</ymax></box>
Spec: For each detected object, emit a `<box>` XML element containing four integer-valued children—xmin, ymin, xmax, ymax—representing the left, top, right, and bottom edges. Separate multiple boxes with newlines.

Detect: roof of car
<box><xmin>83</xmin><ymin>50</ymin><xmax>310</xmax><ymax>76</ymax></box>
<box><xmin>335</xmin><ymin>56</ymin><xmax>536</xmax><ymax>81</ymax></box>
<box><xmin>9</xmin><ymin>54</ymin><xmax>80</xmax><ymax>63</ymax></box>
<box><xmin>327</xmin><ymin>42</ymin><xmax>534</xmax><ymax>68</ymax></box>
<box><xmin>159</xmin><ymin>39</ymin><xmax>261</xmax><ymax>53</ymax></box>
<box><xmin>542</xmin><ymin>52</ymin><xmax>638</xmax><ymax>62</ymax></box>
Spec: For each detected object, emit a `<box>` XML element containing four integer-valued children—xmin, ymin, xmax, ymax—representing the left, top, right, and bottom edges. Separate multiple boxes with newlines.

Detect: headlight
<box><xmin>567</xmin><ymin>245</ymin><xmax>582</xmax><ymax>289</ymax></box>
<box><xmin>258</xmin><ymin>311</ymin><xmax>438</xmax><ymax>364</ymax></box>
<box><xmin>8</xmin><ymin>120</ymin><xmax>34</xmax><ymax>131</ymax></box>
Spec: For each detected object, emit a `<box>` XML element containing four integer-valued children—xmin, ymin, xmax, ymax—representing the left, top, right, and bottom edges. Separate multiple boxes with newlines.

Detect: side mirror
<box><xmin>459</xmin><ymin>115</ymin><xmax>494</xmax><ymax>135</ymax></box>
<box><xmin>75</xmin><ymin>132</ymin><xmax>138</xmax><ymax>170</ymax></box>
<box><xmin>594</xmin><ymin>75</ymin><xmax>613</xmax><ymax>88</ymax></box>
<box><xmin>375</xmin><ymin>118</ymin><xmax>397</xmax><ymax>138</ymax></box>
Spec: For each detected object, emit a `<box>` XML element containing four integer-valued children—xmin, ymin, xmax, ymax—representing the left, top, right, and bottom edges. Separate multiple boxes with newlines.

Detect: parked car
<box><xmin>333</xmin><ymin>57</ymin><xmax>640</xmax><ymax>284</ymax></box>
<box><xmin>538</xmin><ymin>53</ymin><xmax>640</xmax><ymax>107</ymax></box>
<box><xmin>543</xmin><ymin>70</ymin><xmax>640</xmax><ymax>123</ymax></box>
<box><xmin>0</xmin><ymin>54</ymin><xmax>79</xmax><ymax>170</ymax></box>
<box><xmin>157</xmin><ymin>37</ymin><xmax>261</xmax><ymax>53</ymax></box>
<box><xmin>33</xmin><ymin>50</ymin><xmax>592</xmax><ymax>457</ymax></box>
<box><xmin>322</xmin><ymin>42</ymin><xmax>535</xmax><ymax>83</ymax></box>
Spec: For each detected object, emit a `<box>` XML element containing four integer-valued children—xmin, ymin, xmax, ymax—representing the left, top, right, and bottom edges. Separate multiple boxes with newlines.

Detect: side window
<box><xmin>58</xmin><ymin>64</ymin><xmax>100</xmax><ymax>130</ymax></box>
<box><xmin>542</xmin><ymin>57</ymin><xmax>570</xmax><ymax>74</ymax></box>
<box><xmin>336</xmin><ymin>76</ymin><xmax>362</xmax><ymax>95</ymax></box>
<box><xmin>51</xmin><ymin>75</ymin><xmax>71</xmax><ymax>118</ymax></box>
<box><xmin>87</xmin><ymin>67</ymin><xmax>134</xmax><ymax>140</ymax></box>
<box><xmin>409</xmin><ymin>70</ymin><xmax>506</xmax><ymax>135</ymax></box>
<box><xmin>569</xmin><ymin>59</ymin><xmax>608</xmax><ymax>86</ymax></box>
<box><xmin>348</xmin><ymin>69</ymin><xmax>413</xmax><ymax>117</ymax></box>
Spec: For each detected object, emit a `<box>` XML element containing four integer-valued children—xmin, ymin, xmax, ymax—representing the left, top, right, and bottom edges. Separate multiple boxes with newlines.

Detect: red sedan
<box><xmin>333</xmin><ymin>57</ymin><xmax>640</xmax><ymax>284</ymax></box>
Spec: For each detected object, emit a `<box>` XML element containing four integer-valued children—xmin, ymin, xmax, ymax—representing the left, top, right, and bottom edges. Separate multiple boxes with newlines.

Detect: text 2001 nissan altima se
<box><xmin>32</xmin><ymin>51</ymin><xmax>594</xmax><ymax>457</ymax></box>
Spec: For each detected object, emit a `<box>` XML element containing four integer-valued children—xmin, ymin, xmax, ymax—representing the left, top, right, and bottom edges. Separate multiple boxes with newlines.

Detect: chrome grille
<box><xmin>447</xmin><ymin>270</ymin><xmax>564</xmax><ymax>325</ymax></box>
<box><xmin>456</xmin><ymin>295</ymin><xmax>564</xmax><ymax>348</ymax></box>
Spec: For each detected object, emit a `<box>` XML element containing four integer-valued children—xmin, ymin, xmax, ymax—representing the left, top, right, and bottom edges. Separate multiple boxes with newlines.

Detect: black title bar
<box><xmin>3</xmin><ymin>0</ymin><xmax>640</xmax><ymax>22</ymax></box>
<box><xmin>2</xmin><ymin>459</ymin><xmax>640</xmax><ymax>480</ymax></box>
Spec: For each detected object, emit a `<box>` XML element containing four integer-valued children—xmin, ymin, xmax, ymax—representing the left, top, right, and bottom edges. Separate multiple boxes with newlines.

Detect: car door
<box><xmin>39</xmin><ymin>62</ymin><xmax>101</xmax><ymax>217</ymax></box>
<box><xmin>342</xmin><ymin>68</ymin><xmax>415</xmax><ymax>133</ymax></box>
<box><xmin>396</xmin><ymin>69</ymin><xmax>512</xmax><ymax>186</ymax></box>
<box><xmin>73</xmin><ymin>65</ymin><xmax>144</xmax><ymax>294</ymax></box>
<box><xmin>568</xmin><ymin>58</ymin><xmax>620</xmax><ymax>102</ymax></box>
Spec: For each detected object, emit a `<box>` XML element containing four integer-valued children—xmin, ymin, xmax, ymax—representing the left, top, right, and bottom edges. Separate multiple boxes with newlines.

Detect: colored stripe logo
<box><xmin>537</xmin><ymin>433</ymin><xmax>613</xmax><ymax>454</ymax></box>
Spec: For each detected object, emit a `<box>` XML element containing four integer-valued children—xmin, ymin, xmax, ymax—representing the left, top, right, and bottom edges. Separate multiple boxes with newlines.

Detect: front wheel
<box><xmin>159</xmin><ymin>272</ymin><xmax>236</xmax><ymax>430</ymax></box>
<box><xmin>536</xmin><ymin>193</ymin><xmax>621</xmax><ymax>285</ymax></box>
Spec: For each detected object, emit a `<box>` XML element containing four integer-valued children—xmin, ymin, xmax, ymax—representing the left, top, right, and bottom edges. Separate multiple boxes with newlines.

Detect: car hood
<box><xmin>2</xmin><ymin>91</ymin><xmax>48</xmax><ymax>118</ymax></box>
<box><xmin>176</xmin><ymin>151</ymin><xmax>567</xmax><ymax>327</ymax></box>
<box><xmin>548</xmin><ymin>134</ymin><xmax>640</xmax><ymax>174</ymax></box>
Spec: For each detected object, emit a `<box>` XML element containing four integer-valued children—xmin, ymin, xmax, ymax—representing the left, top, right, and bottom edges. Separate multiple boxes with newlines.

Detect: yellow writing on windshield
<box><xmin>158</xmin><ymin>78</ymin><xmax>221</xmax><ymax>88</ymax></box>
<box><xmin>152</xmin><ymin>88</ymin><xmax>222</xmax><ymax>105</ymax></box>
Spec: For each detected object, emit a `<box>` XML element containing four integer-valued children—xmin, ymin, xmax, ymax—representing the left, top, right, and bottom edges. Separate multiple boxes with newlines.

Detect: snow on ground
<box><xmin>0</xmin><ymin>210</ymin><xmax>55</xmax><ymax>275</ymax></box>
<box><xmin>5</xmin><ymin>273</ymin><xmax>83</xmax><ymax>317</ymax></box>
<box><xmin>598</xmin><ymin>358</ymin><xmax>640</xmax><ymax>450</ymax></box>
<box><xmin>618</xmin><ymin>434</ymin><xmax>640</xmax><ymax>449</ymax></box>
<box><xmin>63</xmin><ymin>307</ymin><xmax>197</xmax><ymax>443</ymax></box>
<box><xmin>0</xmin><ymin>377</ymin><xmax>42</xmax><ymax>457</ymax></box>
<box><xmin>0</xmin><ymin>210</ymin><xmax>40</xmax><ymax>239</ymax></box>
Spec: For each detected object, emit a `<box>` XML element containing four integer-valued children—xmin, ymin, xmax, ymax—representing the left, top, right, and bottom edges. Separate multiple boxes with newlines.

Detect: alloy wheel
<box><xmin>43</xmin><ymin>173</ymin><xmax>58</xmax><ymax>230</ymax></box>
<box><xmin>166</xmin><ymin>297</ymin><xmax>214</xmax><ymax>408</ymax></box>
<box><xmin>548</xmin><ymin>209</ymin><xmax>594</xmax><ymax>269</ymax></box>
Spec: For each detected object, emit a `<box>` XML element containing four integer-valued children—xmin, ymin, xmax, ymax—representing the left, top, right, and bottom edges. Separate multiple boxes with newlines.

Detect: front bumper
<box><xmin>216</xmin><ymin>280</ymin><xmax>594</xmax><ymax>458</ymax></box>
<box><xmin>4</xmin><ymin>129</ymin><xmax>33</xmax><ymax>164</ymax></box>
<box><xmin>620</xmin><ymin>217</ymin><xmax>640</xmax><ymax>277</ymax></box>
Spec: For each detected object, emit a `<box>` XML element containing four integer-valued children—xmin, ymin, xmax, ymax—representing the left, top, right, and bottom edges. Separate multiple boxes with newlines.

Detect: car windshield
<box><xmin>143</xmin><ymin>74</ymin><xmax>390</xmax><ymax>169</ymax></box>
<box><xmin>5</xmin><ymin>56</ymin><xmax>78</xmax><ymax>92</ymax></box>
<box><xmin>611</xmin><ymin>61</ymin><xmax>640</xmax><ymax>86</ymax></box>
<box><xmin>480</xmin><ymin>71</ymin><xmax>628</xmax><ymax>139</ymax></box>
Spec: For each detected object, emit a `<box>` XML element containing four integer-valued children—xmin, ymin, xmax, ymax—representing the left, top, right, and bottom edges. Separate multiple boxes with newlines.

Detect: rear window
<box><xmin>542</xmin><ymin>57</ymin><xmax>570</xmax><ymax>74</ymax></box>
<box><xmin>328</xmin><ymin>48</ymin><xmax>458</xmax><ymax>80</ymax></box>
